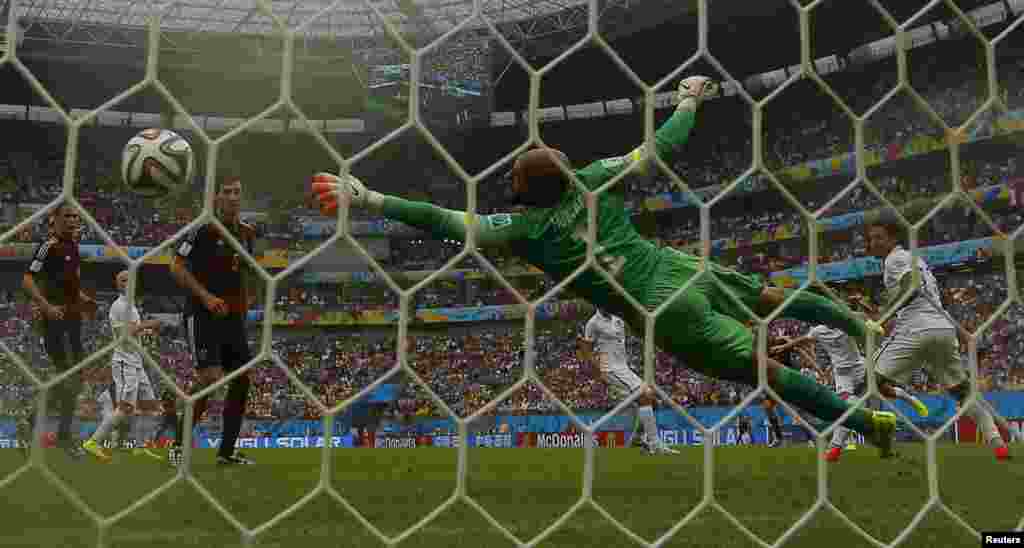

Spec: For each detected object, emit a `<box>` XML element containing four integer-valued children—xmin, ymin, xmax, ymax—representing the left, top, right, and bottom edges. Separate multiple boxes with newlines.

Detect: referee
<box><xmin>21</xmin><ymin>203</ymin><xmax>96</xmax><ymax>459</ymax></box>
<box><xmin>169</xmin><ymin>175</ymin><xmax>257</xmax><ymax>466</ymax></box>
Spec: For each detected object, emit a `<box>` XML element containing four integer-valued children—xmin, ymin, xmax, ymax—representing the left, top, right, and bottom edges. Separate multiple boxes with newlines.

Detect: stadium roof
<box><xmin>11</xmin><ymin>0</ymin><xmax>615</xmax><ymax>41</ymax></box>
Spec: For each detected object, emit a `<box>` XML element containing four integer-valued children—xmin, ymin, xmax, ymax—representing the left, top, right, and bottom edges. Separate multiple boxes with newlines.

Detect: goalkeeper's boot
<box><xmin>82</xmin><ymin>439</ymin><xmax>112</xmax><ymax>463</ymax></box>
<box><xmin>908</xmin><ymin>396</ymin><xmax>930</xmax><ymax>418</ymax></box>
<box><xmin>994</xmin><ymin>445</ymin><xmax>1011</xmax><ymax>461</ymax></box>
<box><xmin>825</xmin><ymin>446</ymin><xmax>843</xmax><ymax>462</ymax></box>
<box><xmin>132</xmin><ymin>447</ymin><xmax>165</xmax><ymax>461</ymax></box>
<box><xmin>867</xmin><ymin>411</ymin><xmax>897</xmax><ymax>459</ymax></box>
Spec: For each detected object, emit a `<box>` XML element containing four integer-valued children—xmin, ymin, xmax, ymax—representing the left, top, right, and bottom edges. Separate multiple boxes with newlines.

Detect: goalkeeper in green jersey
<box><xmin>312</xmin><ymin>76</ymin><xmax>896</xmax><ymax>455</ymax></box>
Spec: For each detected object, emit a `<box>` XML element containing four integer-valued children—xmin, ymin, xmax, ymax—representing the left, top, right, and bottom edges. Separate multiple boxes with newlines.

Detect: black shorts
<box><xmin>41</xmin><ymin>319</ymin><xmax>84</xmax><ymax>367</ymax></box>
<box><xmin>185</xmin><ymin>311</ymin><xmax>251</xmax><ymax>371</ymax></box>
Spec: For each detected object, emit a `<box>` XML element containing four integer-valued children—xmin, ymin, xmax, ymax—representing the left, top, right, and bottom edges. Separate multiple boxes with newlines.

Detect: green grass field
<box><xmin>0</xmin><ymin>443</ymin><xmax>1019</xmax><ymax>547</ymax></box>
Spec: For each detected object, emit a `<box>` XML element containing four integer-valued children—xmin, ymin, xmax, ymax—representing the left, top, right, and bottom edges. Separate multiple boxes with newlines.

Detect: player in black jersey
<box><xmin>21</xmin><ymin>203</ymin><xmax>96</xmax><ymax>459</ymax></box>
<box><xmin>168</xmin><ymin>176</ymin><xmax>257</xmax><ymax>466</ymax></box>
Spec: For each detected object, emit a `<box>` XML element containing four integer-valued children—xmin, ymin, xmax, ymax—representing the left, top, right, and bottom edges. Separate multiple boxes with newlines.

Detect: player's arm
<box><xmin>241</xmin><ymin>228</ymin><xmax>260</xmax><ymax>310</ymax></box>
<box><xmin>312</xmin><ymin>174</ymin><xmax>531</xmax><ymax>248</ymax></box>
<box><xmin>110</xmin><ymin>305</ymin><xmax>161</xmax><ymax>338</ymax></box>
<box><xmin>21</xmin><ymin>273</ymin><xmax>53</xmax><ymax>312</ymax></box>
<box><xmin>578</xmin><ymin>320</ymin><xmax>597</xmax><ymax>363</ymax></box>
<box><xmin>849</xmin><ymin>293</ymin><xmax>879</xmax><ymax>316</ymax></box>
<box><xmin>170</xmin><ymin>230</ymin><xmax>227</xmax><ymax>314</ymax></box>
<box><xmin>170</xmin><ymin>256</ymin><xmax>214</xmax><ymax>303</ymax></box>
<box><xmin>770</xmin><ymin>334</ymin><xmax>814</xmax><ymax>355</ymax></box>
<box><xmin>22</xmin><ymin>241</ymin><xmax>60</xmax><ymax>319</ymax></box>
<box><xmin>77</xmin><ymin>270</ymin><xmax>94</xmax><ymax>305</ymax></box>
<box><xmin>574</xmin><ymin>76</ymin><xmax>715</xmax><ymax>187</ymax></box>
<box><xmin>577</xmin><ymin>337</ymin><xmax>595</xmax><ymax>363</ymax></box>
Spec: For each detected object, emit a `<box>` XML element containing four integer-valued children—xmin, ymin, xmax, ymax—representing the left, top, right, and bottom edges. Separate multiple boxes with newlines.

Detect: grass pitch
<box><xmin>0</xmin><ymin>443</ymin><xmax>1019</xmax><ymax>547</ymax></box>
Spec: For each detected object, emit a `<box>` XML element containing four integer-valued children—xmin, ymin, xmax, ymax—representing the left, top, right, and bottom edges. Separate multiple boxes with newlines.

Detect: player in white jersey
<box><xmin>581</xmin><ymin>308</ymin><xmax>678</xmax><ymax>455</ymax></box>
<box><xmin>82</xmin><ymin>271</ymin><xmax>165</xmax><ymax>462</ymax></box>
<box><xmin>773</xmin><ymin>292</ymin><xmax>929</xmax><ymax>461</ymax></box>
<box><xmin>866</xmin><ymin>222</ymin><xmax>1010</xmax><ymax>461</ymax></box>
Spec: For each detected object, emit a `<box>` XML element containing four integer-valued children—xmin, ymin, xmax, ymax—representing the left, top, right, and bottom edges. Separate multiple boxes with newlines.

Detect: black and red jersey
<box><xmin>26</xmin><ymin>236</ymin><xmax>82</xmax><ymax>309</ymax></box>
<box><xmin>176</xmin><ymin>220</ymin><xmax>256</xmax><ymax>316</ymax></box>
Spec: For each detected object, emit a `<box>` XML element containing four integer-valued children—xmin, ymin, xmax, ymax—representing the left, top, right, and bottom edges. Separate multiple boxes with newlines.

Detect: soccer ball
<box><xmin>121</xmin><ymin>128</ymin><xmax>194</xmax><ymax>198</ymax></box>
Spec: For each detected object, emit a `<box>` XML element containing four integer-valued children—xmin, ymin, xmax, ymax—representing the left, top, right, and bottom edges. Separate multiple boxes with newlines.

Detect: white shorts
<box><xmin>112</xmin><ymin>360</ymin><xmax>156</xmax><ymax>406</ymax></box>
<box><xmin>598</xmin><ymin>356</ymin><xmax>643</xmax><ymax>399</ymax></box>
<box><xmin>834</xmin><ymin>366</ymin><xmax>866</xmax><ymax>396</ymax></box>
<box><xmin>874</xmin><ymin>328</ymin><xmax>966</xmax><ymax>387</ymax></box>
<box><xmin>97</xmin><ymin>385</ymin><xmax>115</xmax><ymax>418</ymax></box>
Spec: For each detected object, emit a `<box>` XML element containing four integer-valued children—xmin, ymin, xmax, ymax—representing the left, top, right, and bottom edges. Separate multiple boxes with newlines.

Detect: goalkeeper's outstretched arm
<box><xmin>378</xmin><ymin>195</ymin><xmax>529</xmax><ymax>247</ymax></box>
<box><xmin>589</xmin><ymin>76</ymin><xmax>718</xmax><ymax>181</ymax></box>
<box><xmin>311</xmin><ymin>173</ymin><xmax>530</xmax><ymax>248</ymax></box>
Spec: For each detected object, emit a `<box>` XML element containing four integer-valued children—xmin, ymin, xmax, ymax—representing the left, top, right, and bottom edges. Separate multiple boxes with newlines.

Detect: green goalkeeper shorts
<box><xmin>641</xmin><ymin>248</ymin><xmax>765</xmax><ymax>382</ymax></box>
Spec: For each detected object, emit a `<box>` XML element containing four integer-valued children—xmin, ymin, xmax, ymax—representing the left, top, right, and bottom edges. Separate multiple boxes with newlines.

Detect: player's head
<box><xmin>51</xmin><ymin>202</ymin><xmax>80</xmax><ymax>239</ymax></box>
<box><xmin>215</xmin><ymin>174</ymin><xmax>243</xmax><ymax>220</ymax></box>
<box><xmin>502</xmin><ymin>148</ymin><xmax>571</xmax><ymax>208</ymax></box>
<box><xmin>866</xmin><ymin>214</ymin><xmax>904</xmax><ymax>259</ymax></box>
<box><xmin>115</xmin><ymin>270</ymin><xmax>130</xmax><ymax>294</ymax></box>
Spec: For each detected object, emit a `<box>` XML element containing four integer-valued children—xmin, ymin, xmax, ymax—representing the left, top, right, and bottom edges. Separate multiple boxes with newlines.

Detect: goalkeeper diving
<box><xmin>313</xmin><ymin>76</ymin><xmax>897</xmax><ymax>455</ymax></box>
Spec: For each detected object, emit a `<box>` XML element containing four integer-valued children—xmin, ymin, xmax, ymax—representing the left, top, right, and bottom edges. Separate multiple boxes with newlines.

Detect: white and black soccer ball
<box><xmin>121</xmin><ymin>128</ymin><xmax>194</xmax><ymax>198</ymax></box>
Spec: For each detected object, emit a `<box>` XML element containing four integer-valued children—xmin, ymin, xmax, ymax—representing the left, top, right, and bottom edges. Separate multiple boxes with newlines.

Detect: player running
<box><xmin>82</xmin><ymin>270</ymin><xmax>165</xmax><ymax>462</ymax></box>
<box><xmin>771</xmin><ymin>289</ymin><xmax>929</xmax><ymax>461</ymax></box>
<box><xmin>865</xmin><ymin>221</ymin><xmax>1011</xmax><ymax>461</ymax></box>
<box><xmin>168</xmin><ymin>175</ymin><xmax>257</xmax><ymax>467</ymax></box>
<box><xmin>580</xmin><ymin>308</ymin><xmax>678</xmax><ymax>455</ymax></box>
<box><xmin>314</xmin><ymin>76</ymin><xmax>897</xmax><ymax>456</ymax></box>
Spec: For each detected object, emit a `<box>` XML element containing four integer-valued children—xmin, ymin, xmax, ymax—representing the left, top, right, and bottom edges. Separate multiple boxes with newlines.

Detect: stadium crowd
<box><xmin>2</xmin><ymin>45</ymin><xmax>1024</xmax><ymax>427</ymax></box>
<box><xmin>2</xmin><ymin>259</ymin><xmax>1022</xmax><ymax>425</ymax></box>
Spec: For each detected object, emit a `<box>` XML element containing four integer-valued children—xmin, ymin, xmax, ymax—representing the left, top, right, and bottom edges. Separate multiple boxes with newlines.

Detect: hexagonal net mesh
<box><xmin>1</xmin><ymin>0</ymin><xmax>1021</xmax><ymax>546</ymax></box>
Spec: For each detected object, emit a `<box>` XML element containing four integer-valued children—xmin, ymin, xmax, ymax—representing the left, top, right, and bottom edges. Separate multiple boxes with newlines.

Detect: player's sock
<box><xmin>966</xmin><ymin>400</ymin><xmax>1004</xmax><ymax>447</ymax></box>
<box><xmin>1008</xmin><ymin>422</ymin><xmax>1022</xmax><ymax>443</ymax></box>
<box><xmin>151</xmin><ymin>423</ymin><xmax>166</xmax><ymax>444</ymax></box>
<box><xmin>830</xmin><ymin>425</ymin><xmax>851</xmax><ymax>449</ymax></box>
<box><xmin>624</xmin><ymin>407</ymin><xmax>641</xmax><ymax>447</ymax></box>
<box><xmin>91</xmin><ymin>409</ymin><xmax>125</xmax><ymax>443</ymax></box>
<box><xmin>768</xmin><ymin>413</ymin><xmax>784</xmax><ymax>444</ymax></box>
<box><xmin>218</xmin><ymin>376</ymin><xmax>250</xmax><ymax>459</ymax></box>
<box><xmin>56</xmin><ymin>384</ymin><xmax>77</xmax><ymax>446</ymax></box>
<box><xmin>783</xmin><ymin>290</ymin><xmax>866</xmax><ymax>340</ymax></box>
<box><xmin>175</xmin><ymin>396</ymin><xmax>209</xmax><ymax>447</ymax></box>
<box><xmin>887</xmin><ymin>386</ymin><xmax>928</xmax><ymax>416</ymax></box>
<box><xmin>129</xmin><ymin>415</ymin><xmax>145</xmax><ymax>449</ymax></box>
<box><xmin>637</xmin><ymin>405</ymin><xmax>659</xmax><ymax>447</ymax></box>
<box><xmin>775</xmin><ymin>367</ymin><xmax>872</xmax><ymax>434</ymax></box>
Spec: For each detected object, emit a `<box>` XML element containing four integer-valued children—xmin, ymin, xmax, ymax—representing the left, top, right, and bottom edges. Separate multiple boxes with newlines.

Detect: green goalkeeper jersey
<box><xmin>378</xmin><ymin>107</ymin><xmax>698</xmax><ymax>314</ymax></box>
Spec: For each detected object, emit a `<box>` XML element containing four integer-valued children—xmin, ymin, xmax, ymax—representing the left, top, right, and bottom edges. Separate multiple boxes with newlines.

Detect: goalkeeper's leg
<box><xmin>652</xmin><ymin>293</ymin><xmax>894</xmax><ymax>454</ymax></box>
<box><xmin>701</xmin><ymin>259</ymin><xmax>878</xmax><ymax>341</ymax></box>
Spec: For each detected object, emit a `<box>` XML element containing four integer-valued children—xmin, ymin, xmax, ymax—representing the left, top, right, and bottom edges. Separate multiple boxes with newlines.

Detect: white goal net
<box><xmin>0</xmin><ymin>0</ymin><xmax>1020</xmax><ymax>546</ymax></box>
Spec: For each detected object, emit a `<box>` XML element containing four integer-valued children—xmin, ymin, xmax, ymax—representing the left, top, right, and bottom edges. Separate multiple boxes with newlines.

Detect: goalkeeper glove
<box><xmin>675</xmin><ymin>76</ymin><xmax>719</xmax><ymax>112</ymax></box>
<box><xmin>311</xmin><ymin>172</ymin><xmax>384</xmax><ymax>215</ymax></box>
